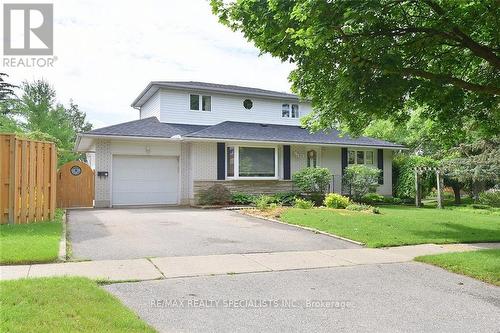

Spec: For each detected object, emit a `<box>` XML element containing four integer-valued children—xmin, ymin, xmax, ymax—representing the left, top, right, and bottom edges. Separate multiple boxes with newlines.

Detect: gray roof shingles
<box><xmin>185</xmin><ymin>121</ymin><xmax>404</xmax><ymax>148</ymax></box>
<box><xmin>83</xmin><ymin>117</ymin><xmax>403</xmax><ymax>148</ymax></box>
<box><xmin>84</xmin><ymin>117</ymin><xmax>208</xmax><ymax>138</ymax></box>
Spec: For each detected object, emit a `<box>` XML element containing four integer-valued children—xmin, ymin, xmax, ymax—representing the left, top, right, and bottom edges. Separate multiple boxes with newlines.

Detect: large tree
<box><xmin>17</xmin><ymin>80</ymin><xmax>92</xmax><ymax>165</ymax></box>
<box><xmin>212</xmin><ymin>0</ymin><xmax>499</xmax><ymax>135</ymax></box>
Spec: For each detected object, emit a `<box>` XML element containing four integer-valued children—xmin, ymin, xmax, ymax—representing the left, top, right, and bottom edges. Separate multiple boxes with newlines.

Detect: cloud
<box><xmin>2</xmin><ymin>0</ymin><xmax>294</xmax><ymax>128</ymax></box>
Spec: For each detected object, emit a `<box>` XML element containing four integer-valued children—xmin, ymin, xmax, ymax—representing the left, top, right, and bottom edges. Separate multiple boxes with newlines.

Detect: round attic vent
<box><xmin>243</xmin><ymin>99</ymin><xmax>253</xmax><ymax>110</ymax></box>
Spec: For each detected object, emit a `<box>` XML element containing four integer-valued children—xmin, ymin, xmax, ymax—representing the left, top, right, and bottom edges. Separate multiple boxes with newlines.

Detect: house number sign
<box><xmin>70</xmin><ymin>165</ymin><xmax>82</xmax><ymax>176</ymax></box>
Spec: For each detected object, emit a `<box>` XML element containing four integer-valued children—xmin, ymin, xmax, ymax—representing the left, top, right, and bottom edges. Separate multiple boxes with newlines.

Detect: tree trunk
<box><xmin>452</xmin><ymin>183</ymin><xmax>461</xmax><ymax>204</ymax></box>
<box><xmin>472</xmin><ymin>181</ymin><xmax>485</xmax><ymax>202</ymax></box>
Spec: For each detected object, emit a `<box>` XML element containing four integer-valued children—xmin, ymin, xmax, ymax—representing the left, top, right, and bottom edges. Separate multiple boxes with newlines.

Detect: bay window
<box><xmin>226</xmin><ymin>146</ymin><xmax>277</xmax><ymax>178</ymax></box>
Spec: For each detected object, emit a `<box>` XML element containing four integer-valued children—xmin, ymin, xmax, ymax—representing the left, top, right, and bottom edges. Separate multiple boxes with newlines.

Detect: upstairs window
<box><xmin>190</xmin><ymin>94</ymin><xmax>211</xmax><ymax>111</ymax></box>
<box><xmin>282</xmin><ymin>104</ymin><xmax>290</xmax><ymax>118</ymax></box>
<box><xmin>282</xmin><ymin>103</ymin><xmax>299</xmax><ymax>118</ymax></box>
<box><xmin>190</xmin><ymin>94</ymin><xmax>199</xmax><ymax>110</ymax></box>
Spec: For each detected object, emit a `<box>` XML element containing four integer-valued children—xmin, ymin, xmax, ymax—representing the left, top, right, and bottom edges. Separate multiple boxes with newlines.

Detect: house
<box><xmin>75</xmin><ymin>81</ymin><xmax>404</xmax><ymax>207</ymax></box>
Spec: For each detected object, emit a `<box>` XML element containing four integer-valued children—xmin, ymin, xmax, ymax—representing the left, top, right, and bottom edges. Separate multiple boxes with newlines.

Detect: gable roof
<box><xmin>131</xmin><ymin>81</ymin><xmax>299</xmax><ymax>107</ymax></box>
<box><xmin>79</xmin><ymin>117</ymin><xmax>404</xmax><ymax>149</ymax></box>
<box><xmin>83</xmin><ymin>117</ymin><xmax>207</xmax><ymax>138</ymax></box>
<box><xmin>185</xmin><ymin>121</ymin><xmax>404</xmax><ymax>148</ymax></box>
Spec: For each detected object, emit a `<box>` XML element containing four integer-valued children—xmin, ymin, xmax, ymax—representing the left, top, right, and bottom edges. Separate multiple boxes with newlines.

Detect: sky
<box><xmin>1</xmin><ymin>0</ymin><xmax>294</xmax><ymax>128</ymax></box>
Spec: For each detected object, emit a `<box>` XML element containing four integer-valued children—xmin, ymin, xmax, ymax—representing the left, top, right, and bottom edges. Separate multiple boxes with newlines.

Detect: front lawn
<box><xmin>278</xmin><ymin>205</ymin><xmax>500</xmax><ymax>247</ymax></box>
<box><xmin>0</xmin><ymin>209</ymin><xmax>64</xmax><ymax>264</ymax></box>
<box><xmin>416</xmin><ymin>249</ymin><xmax>500</xmax><ymax>286</ymax></box>
<box><xmin>0</xmin><ymin>277</ymin><xmax>155</xmax><ymax>333</ymax></box>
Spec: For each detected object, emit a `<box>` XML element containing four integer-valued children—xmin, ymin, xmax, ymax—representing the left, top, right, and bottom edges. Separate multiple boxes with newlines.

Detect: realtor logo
<box><xmin>3</xmin><ymin>3</ymin><xmax>53</xmax><ymax>55</ymax></box>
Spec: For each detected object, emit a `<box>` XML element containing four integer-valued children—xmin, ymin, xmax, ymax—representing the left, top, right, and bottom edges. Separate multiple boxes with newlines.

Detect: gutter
<box><xmin>74</xmin><ymin>133</ymin><xmax>183</xmax><ymax>152</ymax></box>
<box><xmin>182</xmin><ymin>136</ymin><xmax>407</xmax><ymax>150</ymax></box>
<box><xmin>74</xmin><ymin>132</ymin><xmax>407</xmax><ymax>152</ymax></box>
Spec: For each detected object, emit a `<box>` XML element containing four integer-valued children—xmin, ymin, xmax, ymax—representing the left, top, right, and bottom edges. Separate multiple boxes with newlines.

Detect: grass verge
<box><xmin>0</xmin><ymin>277</ymin><xmax>156</xmax><ymax>333</ymax></box>
<box><xmin>416</xmin><ymin>249</ymin><xmax>500</xmax><ymax>286</ymax></box>
<box><xmin>0</xmin><ymin>209</ymin><xmax>64</xmax><ymax>264</ymax></box>
<box><xmin>276</xmin><ymin>205</ymin><xmax>500</xmax><ymax>247</ymax></box>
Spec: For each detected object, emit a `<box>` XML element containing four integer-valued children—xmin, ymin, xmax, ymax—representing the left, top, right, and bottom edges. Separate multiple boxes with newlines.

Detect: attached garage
<box><xmin>112</xmin><ymin>155</ymin><xmax>179</xmax><ymax>206</ymax></box>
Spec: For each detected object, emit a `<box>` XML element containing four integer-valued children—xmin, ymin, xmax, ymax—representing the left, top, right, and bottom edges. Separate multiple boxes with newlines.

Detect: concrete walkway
<box><xmin>1</xmin><ymin>243</ymin><xmax>498</xmax><ymax>282</ymax></box>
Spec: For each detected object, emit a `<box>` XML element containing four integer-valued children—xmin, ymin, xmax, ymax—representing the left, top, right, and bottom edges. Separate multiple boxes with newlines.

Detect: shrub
<box><xmin>346</xmin><ymin>203</ymin><xmax>380</xmax><ymax>214</ymax></box>
<box><xmin>231</xmin><ymin>192</ymin><xmax>256</xmax><ymax>205</ymax></box>
<box><xmin>393</xmin><ymin>154</ymin><xmax>437</xmax><ymax>199</ymax></box>
<box><xmin>293</xmin><ymin>198</ymin><xmax>315</xmax><ymax>209</ymax></box>
<box><xmin>198</xmin><ymin>184</ymin><xmax>231</xmax><ymax>205</ymax></box>
<box><xmin>254</xmin><ymin>195</ymin><xmax>274</xmax><ymax>210</ymax></box>
<box><xmin>479</xmin><ymin>191</ymin><xmax>500</xmax><ymax>207</ymax></box>
<box><xmin>292</xmin><ymin>167</ymin><xmax>332</xmax><ymax>193</ymax></box>
<box><xmin>471</xmin><ymin>203</ymin><xmax>491</xmax><ymax>210</ymax></box>
<box><xmin>360</xmin><ymin>192</ymin><xmax>385</xmax><ymax>204</ymax></box>
<box><xmin>268</xmin><ymin>202</ymin><xmax>281</xmax><ymax>209</ymax></box>
<box><xmin>343</xmin><ymin>165</ymin><xmax>381</xmax><ymax>200</ymax></box>
<box><xmin>324</xmin><ymin>193</ymin><xmax>350</xmax><ymax>209</ymax></box>
<box><xmin>300</xmin><ymin>192</ymin><xmax>325</xmax><ymax>206</ymax></box>
<box><xmin>389</xmin><ymin>197</ymin><xmax>403</xmax><ymax>205</ymax></box>
<box><xmin>271</xmin><ymin>192</ymin><xmax>298</xmax><ymax>206</ymax></box>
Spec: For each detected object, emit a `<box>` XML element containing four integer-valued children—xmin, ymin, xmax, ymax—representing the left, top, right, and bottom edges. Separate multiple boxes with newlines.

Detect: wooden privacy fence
<box><xmin>0</xmin><ymin>134</ymin><xmax>57</xmax><ymax>224</ymax></box>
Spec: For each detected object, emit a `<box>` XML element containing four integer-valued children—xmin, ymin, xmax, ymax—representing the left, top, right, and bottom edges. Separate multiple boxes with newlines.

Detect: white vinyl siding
<box><xmin>140</xmin><ymin>91</ymin><xmax>160</xmax><ymax>119</ymax></box>
<box><xmin>158</xmin><ymin>89</ymin><xmax>311</xmax><ymax>125</ymax></box>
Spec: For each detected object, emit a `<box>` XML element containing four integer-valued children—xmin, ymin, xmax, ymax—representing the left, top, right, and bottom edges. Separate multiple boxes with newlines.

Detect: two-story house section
<box><xmin>75</xmin><ymin>81</ymin><xmax>404</xmax><ymax>207</ymax></box>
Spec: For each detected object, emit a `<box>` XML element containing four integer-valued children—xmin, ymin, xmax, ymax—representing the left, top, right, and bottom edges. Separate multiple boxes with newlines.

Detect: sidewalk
<box><xmin>1</xmin><ymin>243</ymin><xmax>497</xmax><ymax>282</ymax></box>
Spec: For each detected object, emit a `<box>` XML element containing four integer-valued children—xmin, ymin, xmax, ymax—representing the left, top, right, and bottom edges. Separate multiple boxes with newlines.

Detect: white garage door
<box><xmin>112</xmin><ymin>155</ymin><xmax>178</xmax><ymax>205</ymax></box>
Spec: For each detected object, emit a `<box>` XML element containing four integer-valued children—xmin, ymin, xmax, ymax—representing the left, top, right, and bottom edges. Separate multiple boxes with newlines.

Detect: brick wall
<box><xmin>193</xmin><ymin>180</ymin><xmax>294</xmax><ymax>203</ymax></box>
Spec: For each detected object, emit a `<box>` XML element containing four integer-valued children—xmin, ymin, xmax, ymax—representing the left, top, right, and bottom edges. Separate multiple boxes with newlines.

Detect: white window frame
<box><xmin>348</xmin><ymin>149</ymin><xmax>375</xmax><ymax>165</ymax></box>
<box><xmin>226</xmin><ymin>144</ymin><xmax>279</xmax><ymax>180</ymax></box>
<box><xmin>189</xmin><ymin>94</ymin><xmax>211</xmax><ymax>112</ymax></box>
<box><xmin>282</xmin><ymin>103</ymin><xmax>299</xmax><ymax>118</ymax></box>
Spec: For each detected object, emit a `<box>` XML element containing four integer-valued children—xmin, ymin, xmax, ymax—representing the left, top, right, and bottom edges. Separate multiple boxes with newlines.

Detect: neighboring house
<box><xmin>75</xmin><ymin>81</ymin><xmax>404</xmax><ymax>207</ymax></box>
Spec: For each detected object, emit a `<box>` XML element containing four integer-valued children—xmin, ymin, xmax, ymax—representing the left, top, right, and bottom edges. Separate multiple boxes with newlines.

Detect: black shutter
<box><xmin>217</xmin><ymin>142</ymin><xmax>225</xmax><ymax>180</ymax></box>
<box><xmin>341</xmin><ymin>148</ymin><xmax>348</xmax><ymax>174</ymax></box>
<box><xmin>377</xmin><ymin>149</ymin><xmax>384</xmax><ymax>184</ymax></box>
<box><xmin>283</xmin><ymin>145</ymin><xmax>291</xmax><ymax>180</ymax></box>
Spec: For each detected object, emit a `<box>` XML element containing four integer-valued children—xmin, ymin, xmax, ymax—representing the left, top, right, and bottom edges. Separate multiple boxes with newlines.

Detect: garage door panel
<box><xmin>112</xmin><ymin>155</ymin><xmax>178</xmax><ymax>205</ymax></box>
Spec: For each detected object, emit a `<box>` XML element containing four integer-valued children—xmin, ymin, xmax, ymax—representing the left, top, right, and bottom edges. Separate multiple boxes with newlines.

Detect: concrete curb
<box><xmin>239</xmin><ymin>209</ymin><xmax>365</xmax><ymax>246</ymax></box>
<box><xmin>58</xmin><ymin>210</ymin><xmax>67</xmax><ymax>261</ymax></box>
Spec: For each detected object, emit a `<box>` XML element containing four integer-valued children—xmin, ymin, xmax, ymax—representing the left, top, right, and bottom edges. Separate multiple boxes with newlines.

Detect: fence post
<box><xmin>436</xmin><ymin>170</ymin><xmax>444</xmax><ymax>209</ymax></box>
<box><xmin>414</xmin><ymin>169</ymin><xmax>421</xmax><ymax>208</ymax></box>
<box><xmin>8</xmin><ymin>135</ymin><xmax>19</xmax><ymax>224</ymax></box>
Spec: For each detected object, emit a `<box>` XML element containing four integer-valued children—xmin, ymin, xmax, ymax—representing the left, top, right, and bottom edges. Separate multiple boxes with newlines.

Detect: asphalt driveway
<box><xmin>68</xmin><ymin>208</ymin><xmax>358</xmax><ymax>260</ymax></box>
<box><xmin>105</xmin><ymin>262</ymin><xmax>500</xmax><ymax>332</ymax></box>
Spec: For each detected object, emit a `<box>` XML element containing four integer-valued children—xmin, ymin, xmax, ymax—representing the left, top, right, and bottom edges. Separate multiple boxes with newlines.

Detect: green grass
<box><xmin>280</xmin><ymin>205</ymin><xmax>500</xmax><ymax>247</ymax></box>
<box><xmin>416</xmin><ymin>249</ymin><xmax>500</xmax><ymax>286</ymax></box>
<box><xmin>0</xmin><ymin>209</ymin><xmax>64</xmax><ymax>264</ymax></box>
<box><xmin>0</xmin><ymin>277</ymin><xmax>156</xmax><ymax>333</ymax></box>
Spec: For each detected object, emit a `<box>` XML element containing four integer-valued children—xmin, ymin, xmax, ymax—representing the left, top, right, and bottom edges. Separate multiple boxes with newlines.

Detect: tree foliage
<box><xmin>393</xmin><ymin>154</ymin><xmax>438</xmax><ymax>199</ymax></box>
<box><xmin>212</xmin><ymin>0</ymin><xmax>499</xmax><ymax>135</ymax></box>
<box><xmin>441</xmin><ymin>138</ymin><xmax>500</xmax><ymax>197</ymax></box>
<box><xmin>0</xmin><ymin>73</ymin><xmax>18</xmax><ymax>115</ymax></box>
<box><xmin>0</xmin><ymin>79</ymin><xmax>92</xmax><ymax>166</ymax></box>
